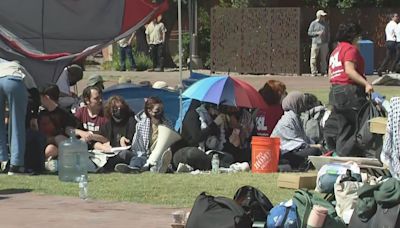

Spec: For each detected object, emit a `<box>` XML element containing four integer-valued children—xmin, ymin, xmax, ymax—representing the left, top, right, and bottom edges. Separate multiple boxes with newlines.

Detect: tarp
<box><xmin>102</xmin><ymin>84</ymin><xmax>180</xmax><ymax>125</ymax></box>
<box><xmin>0</xmin><ymin>0</ymin><xmax>168</xmax><ymax>87</ymax></box>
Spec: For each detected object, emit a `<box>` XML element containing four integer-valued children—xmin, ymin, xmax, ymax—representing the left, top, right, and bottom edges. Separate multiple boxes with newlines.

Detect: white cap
<box><xmin>316</xmin><ymin>10</ymin><xmax>327</xmax><ymax>18</ymax></box>
<box><xmin>152</xmin><ymin>81</ymin><xmax>168</xmax><ymax>89</ymax></box>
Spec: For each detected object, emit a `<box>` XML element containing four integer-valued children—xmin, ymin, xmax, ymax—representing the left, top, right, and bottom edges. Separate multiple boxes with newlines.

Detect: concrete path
<box><xmin>0</xmin><ymin>191</ymin><xmax>187</xmax><ymax>228</ymax></box>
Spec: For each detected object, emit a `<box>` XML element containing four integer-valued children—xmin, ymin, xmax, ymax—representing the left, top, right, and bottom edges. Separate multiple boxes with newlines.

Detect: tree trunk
<box><xmin>135</xmin><ymin>26</ymin><xmax>148</xmax><ymax>54</ymax></box>
<box><xmin>162</xmin><ymin>1</ymin><xmax>178</xmax><ymax>68</ymax></box>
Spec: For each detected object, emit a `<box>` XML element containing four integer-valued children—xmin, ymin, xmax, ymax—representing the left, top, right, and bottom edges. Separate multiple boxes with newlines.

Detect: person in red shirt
<box><xmin>256</xmin><ymin>80</ymin><xmax>287</xmax><ymax>136</ymax></box>
<box><xmin>328</xmin><ymin>23</ymin><xmax>373</xmax><ymax>156</ymax></box>
<box><xmin>74</xmin><ymin>86</ymin><xmax>108</xmax><ymax>149</ymax></box>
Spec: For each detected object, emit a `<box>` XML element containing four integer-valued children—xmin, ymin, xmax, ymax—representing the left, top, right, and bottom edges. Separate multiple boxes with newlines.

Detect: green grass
<box><xmin>0</xmin><ymin>172</ymin><xmax>294</xmax><ymax>207</ymax></box>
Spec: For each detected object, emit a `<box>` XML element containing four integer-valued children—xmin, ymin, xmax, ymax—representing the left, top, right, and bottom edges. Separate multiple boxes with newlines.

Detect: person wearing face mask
<box><xmin>93</xmin><ymin>96</ymin><xmax>137</xmax><ymax>171</ymax></box>
<box><xmin>114</xmin><ymin>96</ymin><xmax>173</xmax><ymax>173</ymax></box>
<box><xmin>328</xmin><ymin>23</ymin><xmax>373</xmax><ymax>157</ymax></box>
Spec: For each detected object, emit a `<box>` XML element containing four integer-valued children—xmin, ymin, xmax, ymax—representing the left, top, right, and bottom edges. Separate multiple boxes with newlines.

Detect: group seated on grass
<box><xmin>1</xmin><ymin>77</ymin><xmax>390</xmax><ymax>175</ymax></box>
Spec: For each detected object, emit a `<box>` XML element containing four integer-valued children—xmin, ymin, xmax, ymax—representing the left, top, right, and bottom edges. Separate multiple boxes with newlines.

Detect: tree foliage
<box><xmin>307</xmin><ymin>0</ymin><xmax>400</xmax><ymax>8</ymax></box>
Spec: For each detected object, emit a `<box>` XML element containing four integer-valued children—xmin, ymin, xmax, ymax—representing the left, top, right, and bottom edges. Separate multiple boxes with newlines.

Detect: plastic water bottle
<box><xmin>211</xmin><ymin>154</ymin><xmax>220</xmax><ymax>174</ymax></box>
<box><xmin>79</xmin><ymin>174</ymin><xmax>88</xmax><ymax>200</ymax></box>
<box><xmin>58</xmin><ymin>129</ymin><xmax>88</xmax><ymax>182</ymax></box>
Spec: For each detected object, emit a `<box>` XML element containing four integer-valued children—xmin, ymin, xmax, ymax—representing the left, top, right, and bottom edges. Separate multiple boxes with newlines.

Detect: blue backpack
<box><xmin>266</xmin><ymin>200</ymin><xmax>299</xmax><ymax>228</ymax></box>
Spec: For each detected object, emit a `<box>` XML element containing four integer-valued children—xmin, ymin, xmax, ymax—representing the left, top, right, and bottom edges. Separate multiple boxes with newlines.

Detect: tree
<box><xmin>307</xmin><ymin>0</ymin><xmax>400</xmax><ymax>8</ymax></box>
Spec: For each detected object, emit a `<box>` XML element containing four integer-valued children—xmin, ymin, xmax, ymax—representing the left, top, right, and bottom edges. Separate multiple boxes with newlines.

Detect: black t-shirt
<box><xmin>99</xmin><ymin>116</ymin><xmax>137</xmax><ymax>147</ymax></box>
<box><xmin>38</xmin><ymin>106</ymin><xmax>81</xmax><ymax>137</ymax></box>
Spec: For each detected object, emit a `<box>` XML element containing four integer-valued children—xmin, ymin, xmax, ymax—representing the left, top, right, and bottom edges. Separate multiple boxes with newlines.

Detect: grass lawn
<box><xmin>0</xmin><ymin>172</ymin><xmax>296</xmax><ymax>207</ymax></box>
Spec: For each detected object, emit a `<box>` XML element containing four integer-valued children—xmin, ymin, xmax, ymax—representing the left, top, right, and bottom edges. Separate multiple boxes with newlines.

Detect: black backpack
<box><xmin>186</xmin><ymin>192</ymin><xmax>253</xmax><ymax>228</ymax></box>
<box><xmin>233</xmin><ymin>186</ymin><xmax>273</xmax><ymax>222</ymax></box>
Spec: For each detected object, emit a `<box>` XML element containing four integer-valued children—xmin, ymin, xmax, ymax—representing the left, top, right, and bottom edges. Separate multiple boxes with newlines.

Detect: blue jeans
<box><xmin>0</xmin><ymin>76</ymin><xmax>28</xmax><ymax>166</ymax></box>
<box><xmin>119</xmin><ymin>45</ymin><xmax>136</xmax><ymax>71</ymax></box>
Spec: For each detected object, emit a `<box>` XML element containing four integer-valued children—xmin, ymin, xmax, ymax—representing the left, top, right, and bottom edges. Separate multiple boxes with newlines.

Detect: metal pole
<box><xmin>188</xmin><ymin>0</ymin><xmax>193</xmax><ymax>75</ymax></box>
<box><xmin>178</xmin><ymin>0</ymin><xmax>183</xmax><ymax>133</ymax></box>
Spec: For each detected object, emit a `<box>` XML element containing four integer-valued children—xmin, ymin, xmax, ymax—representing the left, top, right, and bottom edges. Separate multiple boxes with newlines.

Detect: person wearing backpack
<box><xmin>271</xmin><ymin>91</ymin><xmax>323</xmax><ymax>170</ymax></box>
<box><xmin>328</xmin><ymin>23</ymin><xmax>373</xmax><ymax>156</ymax></box>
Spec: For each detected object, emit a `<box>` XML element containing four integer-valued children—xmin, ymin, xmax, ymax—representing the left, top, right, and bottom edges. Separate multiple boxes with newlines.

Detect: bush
<box><xmin>135</xmin><ymin>52</ymin><xmax>153</xmax><ymax>71</ymax></box>
<box><xmin>101</xmin><ymin>44</ymin><xmax>153</xmax><ymax>71</ymax></box>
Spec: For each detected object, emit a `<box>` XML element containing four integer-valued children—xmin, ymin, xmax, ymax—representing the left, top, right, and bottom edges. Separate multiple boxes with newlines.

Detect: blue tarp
<box><xmin>102</xmin><ymin>84</ymin><xmax>180</xmax><ymax>125</ymax></box>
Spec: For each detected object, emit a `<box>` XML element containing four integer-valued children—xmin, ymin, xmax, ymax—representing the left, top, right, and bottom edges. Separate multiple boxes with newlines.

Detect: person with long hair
<box><xmin>114</xmin><ymin>96</ymin><xmax>173</xmax><ymax>173</ymax></box>
<box><xmin>328</xmin><ymin>23</ymin><xmax>373</xmax><ymax>156</ymax></box>
<box><xmin>256</xmin><ymin>80</ymin><xmax>287</xmax><ymax>136</ymax></box>
<box><xmin>94</xmin><ymin>96</ymin><xmax>137</xmax><ymax>171</ymax></box>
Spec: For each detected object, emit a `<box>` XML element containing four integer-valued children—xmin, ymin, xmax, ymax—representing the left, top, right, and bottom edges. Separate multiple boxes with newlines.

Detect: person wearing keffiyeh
<box><xmin>271</xmin><ymin>91</ymin><xmax>322</xmax><ymax>170</ymax></box>
<box><xmin>114</xmin><ymin>97</ymin><xmax>172</xmax><ymax>173</ymax></box>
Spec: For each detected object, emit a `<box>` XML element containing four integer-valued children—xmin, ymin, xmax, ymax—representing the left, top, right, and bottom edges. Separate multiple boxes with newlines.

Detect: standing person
<box><xmin>308</xmin><ymin>10</ymin><xmax>330</xmax><ymax>76</ymax></box>
<box><xmin>145</xmin><ymin>15</ymin><xmax>167</xmax><ymax>72</ymax></box>
<box><xmin>0</xmin><ymin>59</ymin><xmax>40</xmax><ymax>175</ymax></box>
<box><xmin>377</xmin><ymin>13</ymin><xmax>399</xmax><ymax>76</ymax></box>
<box><xmin>328</xmin><ymin>23</ymin><xmax>373</xmax><ymax>156</ymax></box>
<box><xmin>118</xmin><ymin>32</ymin><xmax>137</xmax><ymax>71</ymax></box>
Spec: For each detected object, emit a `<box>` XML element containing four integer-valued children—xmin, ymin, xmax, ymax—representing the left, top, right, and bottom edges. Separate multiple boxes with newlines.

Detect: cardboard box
<box><xmin>277</xmin><ymin>173</ymin><xmax>317</xmax><ymax>190</ymax></box>
<box><xmin>369</xmin><ymin>117</ymin><xmax>387</xmax><ymax>135</ymax></box>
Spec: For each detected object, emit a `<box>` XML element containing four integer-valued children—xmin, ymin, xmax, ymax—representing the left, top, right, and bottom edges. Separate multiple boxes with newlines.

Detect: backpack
<box><xmin>186</xmin><ymin>192</ymin><xmax>253</xmax><ymax>228</ymax></box>
<box><xmin>355</xmin><ymin>100</ymin><xmax>385</xmax><ymax>158</ymax></box>
<box><xmin>266</xmin><ymin>200</ymin><xmax>299</xmax><ymax>228</ymax></box>
<box><xmin>293</xmin><ymin>189</ymin><xmax>346</xmax><ymax>228</ymax></box>
<box><xmin>233</xmin><ymin>185</ymin><xmax>274</xmax><ymax>222</ymax></box>
<box><xmin>301</xmin><ymin>105</ymin><xmax>326</xmax><ymax>144</ymax></box>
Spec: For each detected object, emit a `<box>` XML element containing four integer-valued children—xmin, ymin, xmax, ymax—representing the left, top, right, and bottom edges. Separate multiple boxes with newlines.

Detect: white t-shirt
<box><xmin>145</xmin><ymin>22</ymin><xmax>167</xmax><ymax>45</ymax></box>
<box><xmin>56</xmin><ymin>67</ymin><xmax>71</xmax><ymax>95</ymax></box>
<box><xmin>0</xmin><ymin>59</ymin><xmax>36</xmax><ymax>89</ymax></box>
<box><xmin>396</xmin><ymin>23</ymin><xmax>400</xmax><ymax>42</ymax></box>
<box><xmin>385</xmin><ymin>20</ymin><xmax>397</xmax><ymax>42</ymax></box>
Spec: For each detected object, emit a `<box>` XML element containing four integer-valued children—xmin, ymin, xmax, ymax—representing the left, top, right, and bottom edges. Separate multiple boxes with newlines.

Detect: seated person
<box><xmin>256</xmin><ymin>80</ymin><xmax>286</xmax><ymax>136</ymax></box>
<box><xmin>173</xmin><ymin>101</ymin><xmax>234</xmax><ymax>170</ymax></box>
<box><xmin>114</xmin><ymin>97</ymin><xmax>174</xmax><ymax>173</ymax></box>
<box><xmin>74</xmin><ymin>86</ymin><xmax>109</xmax><ymax>149</ymax></box>
<box><xmin>271</xmin><ymin>91</ymin><xmax>322</xmax><ymax>170</ymax></box>
<box><xmin>94</xmin><ymin>96</ymin><xmax>137</xmax><ymax>171</ymax></box>
<box><xmin>37</xmin><ymin>85</ymin><xmax>81</xmax><ymax>159</ymax></box>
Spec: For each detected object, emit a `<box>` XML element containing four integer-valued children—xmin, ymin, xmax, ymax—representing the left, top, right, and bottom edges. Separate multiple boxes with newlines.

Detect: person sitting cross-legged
<box><xmin>93</xmin><ymin>96</ymin><xmax>137</xmax><ymax>171</ymax></box>
<box><xmin>114</xmin><ymin>97</ymin><xmax>174</xmax><ymax>173</ymax></box>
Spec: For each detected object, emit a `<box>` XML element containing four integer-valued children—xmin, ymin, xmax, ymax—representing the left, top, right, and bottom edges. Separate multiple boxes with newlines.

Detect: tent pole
<box><xmin>178</xmin><ymin>0</ymin><xmax>183</xmax><ymax>133</ymax></box>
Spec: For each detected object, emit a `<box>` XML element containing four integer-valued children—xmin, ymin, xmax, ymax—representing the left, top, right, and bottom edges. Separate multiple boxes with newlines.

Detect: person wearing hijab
<box><xmin>271</xmin><ymin>91</ymin><xmax>322</xmax><ymax>170</ymax></box>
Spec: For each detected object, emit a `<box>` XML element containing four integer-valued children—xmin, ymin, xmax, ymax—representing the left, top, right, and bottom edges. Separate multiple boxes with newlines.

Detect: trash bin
<box><xmin>357</xmin><ymin>40</ymin><xmax>374</xmax><ymax>75</ymax></box>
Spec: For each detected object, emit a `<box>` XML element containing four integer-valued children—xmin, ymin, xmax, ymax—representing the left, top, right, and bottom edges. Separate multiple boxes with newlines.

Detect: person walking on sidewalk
<box><xmin>145</xmin><ymin>15</ymin><xmax>167</xmax><ymax>72</ymax></box>
<box><xmin>118</xmin><ymin>32</ymin><xmax>137</xmax><ymax>71</ymax></box>
<box><xmin>377</xmin><ymin>13</ymin><xmax>399</xmax><ymax>76</ymax></box>
<box><xmin>308</xmin><ymin>10</ymin><xmax>330</xmax><ymax>77</ymax></box>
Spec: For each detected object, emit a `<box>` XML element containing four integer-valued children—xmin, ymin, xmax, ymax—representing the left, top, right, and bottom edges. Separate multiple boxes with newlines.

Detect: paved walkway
<box><xmin>0</xmin><ymin>190</ymin><xmax>186</xmax><ymax>228</ymax></box>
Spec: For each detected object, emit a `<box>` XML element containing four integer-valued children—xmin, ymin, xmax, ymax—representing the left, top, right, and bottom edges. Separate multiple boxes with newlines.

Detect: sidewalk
<box><xmin>0</xmin><ymin>191</ymin><xmax>186</xmax><ymax>228</ymax></box>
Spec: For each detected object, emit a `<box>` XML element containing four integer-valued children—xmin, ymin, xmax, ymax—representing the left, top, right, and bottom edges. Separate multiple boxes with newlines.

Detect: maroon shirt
<box><xmin>74</xmin><ymin>106</ymin><xmax>108</xmax><ymax>133</ymax></box>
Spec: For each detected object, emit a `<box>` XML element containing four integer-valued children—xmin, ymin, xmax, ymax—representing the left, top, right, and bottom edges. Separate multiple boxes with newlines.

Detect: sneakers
<box><xmin>114</xmin><ymin>163</ymin><xmax>140</xmax><ymax>174</ymax></box>
<box><xmin>1</xmin><ymin>160</ymin><xmax>8</xmax><ymax>173</ymax></box>
<box><xmin>157</xmin><ymin>149</ymin><xmax>172</xmax><ymax>173</ymax></box>
<box><xmin>45</xmin><ymin>159</ymin><xmax>58</xmax><ymax>173</ymax></box>
<box><xmin>8</xmin><ymin>165</ymin><xmax>30</xmax><ymax>175</ymax></box>
<box><xmin>176</xmin><ymin>163</ymin><xmax>194</xmax><ymax>173</ymax></box>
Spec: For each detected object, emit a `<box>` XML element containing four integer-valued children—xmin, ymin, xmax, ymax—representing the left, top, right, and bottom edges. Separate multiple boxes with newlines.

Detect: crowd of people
<box><xmin>0</xmin><ymin>19</ymin><xmax>387</xmax><ymax>176</ymax></box>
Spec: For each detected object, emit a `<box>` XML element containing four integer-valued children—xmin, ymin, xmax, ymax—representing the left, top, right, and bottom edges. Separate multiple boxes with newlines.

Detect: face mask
<box><xmin>112</xmin><ymin>107</ymin><xmax>124</xmax><ymax>123</ymax></box>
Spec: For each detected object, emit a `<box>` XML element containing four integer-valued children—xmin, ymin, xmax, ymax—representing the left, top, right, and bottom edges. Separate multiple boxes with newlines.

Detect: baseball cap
<box><xmin>87</xmin><ymin>74</ymin><xmax>105</xmax><ymax>87</ymax></box>
<box><xmin>316</xmin><ymin>10</ymin><xmax>327</xmax><ymax>17</ymax></box>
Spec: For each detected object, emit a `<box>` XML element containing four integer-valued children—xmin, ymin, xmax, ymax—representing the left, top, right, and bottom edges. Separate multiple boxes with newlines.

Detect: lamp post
<box><xmin>188</xmin><ymin>0</ymin><xmax>202</xmax><ymax>72</ymax></box>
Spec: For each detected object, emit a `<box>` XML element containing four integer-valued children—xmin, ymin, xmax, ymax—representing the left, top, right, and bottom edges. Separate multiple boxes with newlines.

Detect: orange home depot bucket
<box><xmin>251</xmin><ymin>136</ymin><xmax>280</xmax><ymax>173</ymax></box>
